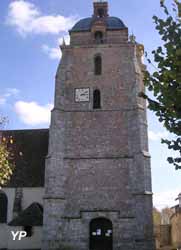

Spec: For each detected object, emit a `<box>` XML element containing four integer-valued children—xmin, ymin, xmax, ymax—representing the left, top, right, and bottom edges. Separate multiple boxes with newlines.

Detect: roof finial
<box><xmin>129</xmin><ymin>32</ymin><xmax>136</xmax><ymax>43</ymax></box>
<box><xmin>62</xmin><ymin>37</ymin><xmax>66</xmax><ymax>46</ymax></box>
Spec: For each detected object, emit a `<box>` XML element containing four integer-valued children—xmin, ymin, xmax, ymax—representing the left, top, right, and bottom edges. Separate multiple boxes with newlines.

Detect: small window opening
<box><xmin>95</xmin><ymin>31</ymin><xmax>103</xmax><ymax>44</ymax></box>
<box><xmin>93</xmin><ymin>89</ymin><xmax>101</xmax><ymax>109</ymax></box>
<box><xmin>94</xmin><ymin>56</ymin><xmax>102</xmax><ymax>75</ymax></box>
<box><xmin>24</xmin><ymin>226</ymin><xmax>33</xmax><ymax>237</ymax></box>
<box><xmin>97</xmin><ymin>8</ymin><xmax>104</xmax><ymax>18</ymax></box>
<box><xmin>0</xmin><ymin>192</ymin><xmax>8</xmax><ymax>223</ymax></box>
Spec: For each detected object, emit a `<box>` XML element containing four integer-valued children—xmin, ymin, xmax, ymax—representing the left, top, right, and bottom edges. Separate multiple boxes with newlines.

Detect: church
<box><xmin>0</xmin><ymin>1</ymin><xmax>155</xmax><ymax>250</ymax></box>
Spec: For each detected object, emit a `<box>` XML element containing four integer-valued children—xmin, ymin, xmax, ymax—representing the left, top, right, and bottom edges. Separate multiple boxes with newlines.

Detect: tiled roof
<box><xmin>1</xmin><ymin>129</ymin><xmax>49</xmax><ymax>187</ymax></box>
<box><xmin>70</xmin><ymin>16</ymin><xmax>127</xmax><ymax>32</ymax></box>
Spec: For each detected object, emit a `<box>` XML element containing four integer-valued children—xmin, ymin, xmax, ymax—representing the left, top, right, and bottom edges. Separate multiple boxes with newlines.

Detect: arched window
<box><xmin>0</xmin><ymin>192</ymin><xmax>8</xmax><ymax>223</ymax></box>
<box><xmin>93</xmin><ymin>89</ymin><xmax>101</xmax><ymax>109</ymax></box>
<box><xmin>94</xmin><ymin>55</ymin><xmax>102</xmax><ymax>75</ymax></box>
<box><xmin>95</xmin><ymin>31</ymin><xmax>103</xmax><ymax>44</ymax></box>
<box><xmin>90</xmin><ymin>217</ymin><xmax>113</xmax><ymax>250</ymax></box>
<box><xmin>98</xmin><ymin>8</ymin><xmax>104</xmax><ymax>18</ymax></box>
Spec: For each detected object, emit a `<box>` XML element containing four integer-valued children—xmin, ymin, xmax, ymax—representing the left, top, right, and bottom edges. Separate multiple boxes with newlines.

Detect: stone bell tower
<box><xmin>42</xmin><ymin>1</ymin><xmax>155</xmax><ymax>250</ymax></box>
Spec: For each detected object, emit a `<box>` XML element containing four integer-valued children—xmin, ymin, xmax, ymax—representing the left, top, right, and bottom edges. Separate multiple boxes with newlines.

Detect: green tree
<box><xmin>153</xmin><ymin>207</ymin><xmax>161</xmax><ymax>225</ymax></box>
<box><xmin>141</xmin><ymin>0</ymin><xmax>181</xmax><ymax>169</ymax></box>
<box><xmin>0</xmin><ymin>117</ymin><xmax>14</xmax><ymax>187</ymax></box>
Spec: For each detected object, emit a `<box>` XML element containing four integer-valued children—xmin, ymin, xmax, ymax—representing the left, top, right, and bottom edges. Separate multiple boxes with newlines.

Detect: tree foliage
<box><xmin>0</xmin><ymin>117</ymin><xmax>14</xmax><ymax>187</ymax></box>
<box><xmin>153</xmin><ymin>206</ymin><xmax>174</xmax><ymax>225</ymax></box>
<box><xmin>153</xmin><ymin>207</ymin><xmax>162</xmax><ymax>225</ymax></box>
<box><xmin>142</xmin><ymin>0</ymin><xmax>181</xmax><ymax>169</ymax></box>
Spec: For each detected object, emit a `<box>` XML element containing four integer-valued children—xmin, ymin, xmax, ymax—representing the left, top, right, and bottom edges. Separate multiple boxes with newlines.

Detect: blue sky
<box><xmin>0</xmin><ymin>0</ymin><xmax>180</xmax><ymax>209</ymax></box>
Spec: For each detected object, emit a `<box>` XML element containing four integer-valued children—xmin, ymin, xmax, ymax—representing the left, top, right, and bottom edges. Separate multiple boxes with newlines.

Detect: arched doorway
<box><xmin>90</xmin><ymin>218</ymin><xmax>113</xmax><ymax>250</ymax></box>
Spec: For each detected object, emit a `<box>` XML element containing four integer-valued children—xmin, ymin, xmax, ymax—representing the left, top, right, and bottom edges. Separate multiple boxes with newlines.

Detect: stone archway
<box><xmin>90</xmin><ymin>218</ymin><xmax>113</xmax><ymax>250</ymax></box>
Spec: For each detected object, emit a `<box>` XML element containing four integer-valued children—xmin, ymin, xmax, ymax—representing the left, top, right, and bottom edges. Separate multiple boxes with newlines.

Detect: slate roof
<box><xmin>8</xmin><ymin>202</ymin><xmax>43</xmax><ymax>226</ymax></box>
<box><xmin>70</xmin><ymin>16</ymin><xmax>127</xmax><ymax>32</ymax></box>
<box><xmin>1</xmin><ymin>129</ymin><xmax>49</xmax><ymax>187</ymax></box>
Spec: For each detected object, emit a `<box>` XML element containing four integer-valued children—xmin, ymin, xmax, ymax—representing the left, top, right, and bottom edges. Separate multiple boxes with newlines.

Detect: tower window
<box><xmin>93</xmin><ymin>89</ymin><xmax>101</xmax><ymax>109</ymax></box>
<box><xmin>94</xmin><ymin>55</ymin><xmax>102</xmax><ymax>75</ymax></box>
<box><xmin>97</xmin><ymin>8</ymin><xmax>104</xmax><ymax>18</ymax></box>
<box><xmin>95</xmin><ymin>31</ymin><xmax>103</xmax><ymax>44</ymax></box>
<box><xmin>0</xmin><ymin>192</ymin><xmax>8</xmax><ymax>223</ymax></box>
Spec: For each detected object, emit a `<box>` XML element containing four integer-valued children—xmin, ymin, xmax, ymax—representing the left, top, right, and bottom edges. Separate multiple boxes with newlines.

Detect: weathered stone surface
<box><xmin>42</xmin><ymin>2</ymin><xmax>155</xmax><ymax>250</ymax></box>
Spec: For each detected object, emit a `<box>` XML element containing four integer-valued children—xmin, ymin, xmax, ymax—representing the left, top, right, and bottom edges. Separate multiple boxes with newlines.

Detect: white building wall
<box><xmin>0</xmin><ymin>224</ymin><xmax>8</xmax><ymax>248</ymax></box>
<box><xmin>3</xmin><ymin>188</ymin><xmax>16</xmax><ymax>222</ymax></box>
<box><xmin>22</xmin><ymin>188</ymin><xmax>44</xmax><ymax>208</ymax></box>
<box><xmin>7</xmin><ymin>226</ymin><xmax>42</xmax><ymax>249</ymax></box>
<box><xmin>0</xmin><ymin>187</ymin><xmax>44</xmax><ymax>249</ymax></box>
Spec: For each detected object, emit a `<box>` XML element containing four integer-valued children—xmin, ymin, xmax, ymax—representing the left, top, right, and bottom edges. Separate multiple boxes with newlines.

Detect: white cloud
<box><xmin>153</xmin><ymin>189</ymin><xmax>180</xmax><ymax>210</ymax></box>
<box><xmin>14</xmin><ymin>101</ymin><xmax>53</xmax><ymax>126</ymax></box>
<box><xmin>148</xmin><ymin>130</ymin><xmax>169</xmax><ymax>141</ymax></box>
<box><xmin>6</xmin><ymin>0</ymin><xmax>78</xmax><ymax>36</ymax></box>
<box><xmin>0</xmin><ymin>97</ymin><xmax>6</xmax><ymax>105</ymax></box>
<box><xmin>58</xmin><ymin>35</ymin><xmax>70</xmax><ymax>45</ymax></box>
<box><xmin>42</xmin><ymin>45</ymin><xmax>61</xmax><ymax>60</ymax></box>
<box><xmin>4</xmin><ymin>88</ymin><xmax>20</xmax><ymax>97</ymax></box>
<box><xmin>0</xmin><ymin>88</ymin><xmax>19</xmax><ymax>105</ymax></box>
<box><xmin>42</xmin><ymin>35</ymin><xmax>70</xmax><ymax>60</ymax></box>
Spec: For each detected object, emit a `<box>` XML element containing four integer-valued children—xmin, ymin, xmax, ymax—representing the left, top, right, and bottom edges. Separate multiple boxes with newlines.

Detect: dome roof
<box><xmin>70</xmin><ymin>17</ymin><xmax>127</xmax><ymax>32</ymax></box>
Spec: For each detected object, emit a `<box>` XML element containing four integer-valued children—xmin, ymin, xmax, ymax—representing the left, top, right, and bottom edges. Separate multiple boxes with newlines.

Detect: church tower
<box><xmin>42</xmin><ymin>1</ymin><xmax>155</xmax><ymax>250</ymax></box>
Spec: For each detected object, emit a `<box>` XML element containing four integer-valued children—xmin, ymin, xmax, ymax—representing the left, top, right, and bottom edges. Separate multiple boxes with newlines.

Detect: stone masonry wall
<box><xmin>43</xmin><ymin>26</ymin><xmax>155</xmax><ymax>250</ymax></box>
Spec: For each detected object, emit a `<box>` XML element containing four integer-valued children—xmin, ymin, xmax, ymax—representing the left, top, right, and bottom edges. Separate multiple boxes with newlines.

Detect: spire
<box><xmin>93</xmin><ymin>0</ymin><xmax>109</xmax><ymax>18</ymax></box>
<box><xmin>129</xmin><ymin>33</ymin><xmax>136</xmax><ymax>43</ymax></box>
<box><xmin>62</xmin><ymin>37</ymin><xmax>66</xmax><ymax>46</ymax></box>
